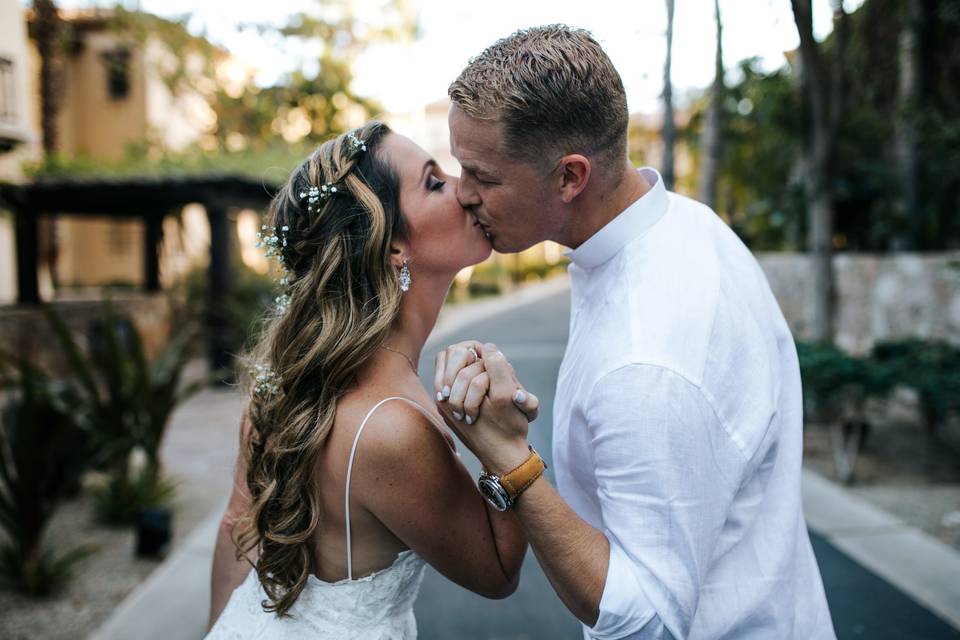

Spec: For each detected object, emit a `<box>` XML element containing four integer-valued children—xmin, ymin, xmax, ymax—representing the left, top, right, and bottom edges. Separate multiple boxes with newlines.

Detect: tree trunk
<box><xmin>32</xmin><ymin>0</ymin><xmax>62</xmax><ymax>158</ymax></box>
<box><xmin>894</xmin><ymin>0</ymin><xmax>924</xmax><ymax>249</ymax></box>
<box><xmin>662</xmin><ymin>0</ymin><xmax>676</xmax><ymax>191</ymax></box>
<box><xmin>698</xmin><ymin>0</ymin><xmax>724</xmax><ymax>210</ymax></box>
<box><xmin>791</xmin><ymin>0</ymin><xmax>846</xmax><ymax>343</ymax></box>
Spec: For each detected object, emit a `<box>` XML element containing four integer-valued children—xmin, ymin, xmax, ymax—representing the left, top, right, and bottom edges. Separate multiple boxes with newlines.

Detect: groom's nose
<box><xmin>456</xmin><ymin>173</ymin><xmax>482</xmax><ymax>209</ymax></box>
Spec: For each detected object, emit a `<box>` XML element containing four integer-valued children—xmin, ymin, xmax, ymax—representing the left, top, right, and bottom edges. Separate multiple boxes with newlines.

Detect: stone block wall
<box><xmin>756</xmin><ymin>252</ymin><xmax>960</xmax><ymax>354</ymax></box>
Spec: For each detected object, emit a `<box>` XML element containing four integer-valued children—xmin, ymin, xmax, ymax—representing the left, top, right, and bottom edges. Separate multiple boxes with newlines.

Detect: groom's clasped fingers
<box><xmin>481</xmin><ymin>343</ymin><xmax>540</xmax><ymax>423</ymax></box>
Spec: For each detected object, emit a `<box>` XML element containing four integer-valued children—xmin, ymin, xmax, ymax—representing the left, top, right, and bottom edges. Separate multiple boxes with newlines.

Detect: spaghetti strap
<box><xmin>344</xmin><ymin>396</ymin><xmax>444</xmax><ymax>580</ymax></box>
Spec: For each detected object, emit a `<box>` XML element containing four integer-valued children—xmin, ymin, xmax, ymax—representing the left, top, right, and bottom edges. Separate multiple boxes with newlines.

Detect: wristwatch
<box><xmin>478</xmin><ymin>445</ymin><xmax>547</xmax><ymax>511</ymax></box>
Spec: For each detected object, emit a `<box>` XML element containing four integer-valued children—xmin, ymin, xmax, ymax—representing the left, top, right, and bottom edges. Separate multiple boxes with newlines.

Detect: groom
<box><xmin>434</xmin><ymin>25</ymin><xmax>835</xmax><ymax>639</ymax></box>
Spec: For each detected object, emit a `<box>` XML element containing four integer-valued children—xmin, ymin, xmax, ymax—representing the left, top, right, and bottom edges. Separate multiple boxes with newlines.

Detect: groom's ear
<box><xmin>556</xmin><ymin>154</ymin><xmax>591</xmax><ymax>204</ymax></box>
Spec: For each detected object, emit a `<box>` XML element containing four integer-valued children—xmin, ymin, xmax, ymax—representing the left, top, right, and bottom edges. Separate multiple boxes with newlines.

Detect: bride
<box><xmin>205</xmin><ymin>121</ymin><xmax>531</xmax><ymax>638</ymax></box>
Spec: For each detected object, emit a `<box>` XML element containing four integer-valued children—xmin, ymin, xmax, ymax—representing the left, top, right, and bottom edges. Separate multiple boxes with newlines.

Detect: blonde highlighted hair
<box><xmin>448</xmin><ymin>25</ymin><xmax>629</xmax><ymax>174</ymax></box>
<box><xmin>234</xmin><ymin>121</ymin><xmax>406</xmax><ymax>617</ymax></box>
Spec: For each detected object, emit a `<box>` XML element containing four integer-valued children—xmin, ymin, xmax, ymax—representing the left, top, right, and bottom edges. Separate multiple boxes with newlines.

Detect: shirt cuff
<box><xmin>585</xmin><ymin>535</ymin><xmax>659</xmax><ymax>640</ymax></box>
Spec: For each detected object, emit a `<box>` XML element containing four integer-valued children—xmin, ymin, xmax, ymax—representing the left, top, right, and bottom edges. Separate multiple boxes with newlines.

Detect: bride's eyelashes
<box><xmin>427</xmin><ymin>174</ymin><xmax>446</xmax><ymax>192</ymax></box>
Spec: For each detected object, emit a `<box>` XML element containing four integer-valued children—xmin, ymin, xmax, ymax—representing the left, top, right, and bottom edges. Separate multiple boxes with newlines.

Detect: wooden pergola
<box><xmin>0</xmin><ymin>174</ymin><xmax>278</xmax><ymax>372</ymax></box>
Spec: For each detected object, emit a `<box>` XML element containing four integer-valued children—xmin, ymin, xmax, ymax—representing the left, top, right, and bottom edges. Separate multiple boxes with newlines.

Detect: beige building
<box><xmin>0</xmin><ymin>0</ymin><xmax>40</xmax><ymax>302</ymax></box>
<box><xmin>0</xmin><ymin>5</ymin><xmax>251</xmax><ymax>304</ymax></box>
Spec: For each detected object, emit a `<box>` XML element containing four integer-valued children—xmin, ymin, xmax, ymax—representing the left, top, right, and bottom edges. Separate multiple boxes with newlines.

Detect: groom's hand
<box><xmin>435</xmin><ymin>342</ymin><xmax>539</xmax><ymax>473</ymax></box>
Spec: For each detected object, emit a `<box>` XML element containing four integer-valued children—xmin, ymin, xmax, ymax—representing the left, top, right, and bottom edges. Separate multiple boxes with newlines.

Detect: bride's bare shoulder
<box><xmin>334</xmin><ymin>390</ymin><xmax>456</xmax><ymax>457</ymax></box>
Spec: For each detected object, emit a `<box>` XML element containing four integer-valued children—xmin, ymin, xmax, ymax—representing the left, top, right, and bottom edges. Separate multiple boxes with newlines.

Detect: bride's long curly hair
<box><xmin>234</xmin><ymin>121</ymin><xmax>406</xmax><ymax>617</ymax></box>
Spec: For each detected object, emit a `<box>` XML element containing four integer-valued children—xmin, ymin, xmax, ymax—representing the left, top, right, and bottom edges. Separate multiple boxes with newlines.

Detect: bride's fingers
<box><xmin>512</xmin><ymin>386</ymin><xmax>540</xmax><ymax>423</ymax></box>
<box><xmin>441</xmin><ymin>340</ymin><xmax>484</xmax><ymax>400</ymax></box>
<box><xmin>447</xmin><ymin>361</ymin><xmax>486</xmax><ymax>420</ymax></box>
<box><xmin>462</xmin><ymin>372</ymin><xmax>490</xmax><ymax>425</ymax></box>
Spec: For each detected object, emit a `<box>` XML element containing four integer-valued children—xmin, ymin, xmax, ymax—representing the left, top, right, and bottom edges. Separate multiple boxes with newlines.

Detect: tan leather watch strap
<box><xmin>499</xmin><ymin>446</ymin><xmax>547</xmax><ymax>500</ymax></box>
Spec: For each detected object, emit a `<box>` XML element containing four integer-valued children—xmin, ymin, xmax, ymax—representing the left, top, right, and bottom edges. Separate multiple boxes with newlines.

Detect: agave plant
<box><xmin>46</xmin><ymin>300</ymin><xmax>211</xmax><ymax>524</ymax></box>
<box><xmin>0</xmin><ymin>352</ymin><xmax>95</xmax><ymax>596</ymax></box>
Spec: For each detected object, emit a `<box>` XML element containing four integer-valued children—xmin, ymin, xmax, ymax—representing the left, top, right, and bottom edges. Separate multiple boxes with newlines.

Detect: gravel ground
<box><xmin>803</xmin><ymin>411</ymin><xmax>960</xmax><ymax>551</ymax></box>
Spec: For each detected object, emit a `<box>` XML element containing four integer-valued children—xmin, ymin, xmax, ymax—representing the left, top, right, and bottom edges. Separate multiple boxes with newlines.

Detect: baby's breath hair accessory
<box><xmin>251</xmin><ymin>362</ymin><xmax>282</xmax><ymax>398</ymax></box>
<box><xmin>274</xmin><ymin>293</ymin><xmax>291</xmax><ymax>315</ymax></box>
<box><xmin>345</xmin><ymin>132</ymin><xmax>367</xmax><ymax>158</ymax></box>
<box><xmin>299</xmin><ymin>183</ymin><xmax>339</xmax><ymax>216</ymax></box>
<box><xmin>255</xmin><ymin>223</ymin><xmax>293</xmax><ymax>313</ymax></box>
<box><xmin>255</xmin><ymin>223</ymin><xmax>288</xmax><ymax>261</ymax></box>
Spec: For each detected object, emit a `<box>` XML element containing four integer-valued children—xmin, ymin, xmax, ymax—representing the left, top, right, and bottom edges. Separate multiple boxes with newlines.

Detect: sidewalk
<box><xmin>91</xmin><ymin>277</ymin><xmax>960</xmax><ymax>639</ymax></box>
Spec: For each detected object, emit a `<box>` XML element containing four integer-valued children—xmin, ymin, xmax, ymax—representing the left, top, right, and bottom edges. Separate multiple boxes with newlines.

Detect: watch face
<box><xmin>478</xmin><ymin>475</ymin><xmax>512</xmax><ymax>511</ymax></box>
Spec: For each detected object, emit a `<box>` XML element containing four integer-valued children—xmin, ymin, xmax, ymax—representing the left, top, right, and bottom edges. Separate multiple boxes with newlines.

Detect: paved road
<box><xmin>415</xmin><ymin>287</ymin><xmax>960</xmax><ymax>640</ymax></box>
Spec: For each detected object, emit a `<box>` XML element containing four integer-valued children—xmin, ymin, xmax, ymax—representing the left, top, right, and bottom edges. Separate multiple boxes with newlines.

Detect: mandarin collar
<box><xmin>565</xmin><ymin>167</ymin><xmax>668</xmax><ymax>270</ymax></box>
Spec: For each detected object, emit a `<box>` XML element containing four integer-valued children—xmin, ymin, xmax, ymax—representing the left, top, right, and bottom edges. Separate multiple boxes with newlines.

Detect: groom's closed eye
<box><xmin>463</xmin><ymin>167</ymin><xmax>498</xmax><ymax>186</ymax></box>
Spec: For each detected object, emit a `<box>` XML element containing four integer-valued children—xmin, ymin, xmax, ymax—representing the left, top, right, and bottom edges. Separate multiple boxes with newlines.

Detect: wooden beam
<box><xmin>13</xmin><ymin>209</ymin><xmax>40</xmax><ymax>304</ymax></box>
<box><xmin>144</xmin><ymin>211</ymin><xmax>162</xmax><ymax>292</ymax></box>
<box><xmin>206</xmin><ymin>202</ymin><xmax>232</xmax><ymax>378</ymax></box>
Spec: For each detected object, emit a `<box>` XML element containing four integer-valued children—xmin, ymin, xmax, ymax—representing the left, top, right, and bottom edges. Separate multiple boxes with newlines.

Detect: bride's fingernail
<box><xmin>452</xmin><ymin>411</ymin><xmax>463</xmax><ymax>421</ymax></box>
<box><xmin>436</xmin><ymin>391</ymin><xmax>443</xmax><ymax>402</ymax></box>
<box><xmin>514</xmin><ymin>390</ymin><xmax>526</xmax><ymax>404</ymax></box>
<box><xmin>465</xmin><ymin>415</ymin><xmax>473</xmax><ymax>426</ymax></box>
<box><xmin>442</xmin><ymin>385</ymin><xmax>450</xmax><ymax>399</ymax></box>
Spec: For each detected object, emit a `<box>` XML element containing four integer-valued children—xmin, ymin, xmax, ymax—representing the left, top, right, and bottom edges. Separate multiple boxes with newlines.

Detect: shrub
<box><xmin>0</xmin><ymin>353</ymin><xmax>95</xmax><ymax>596</ymax></box>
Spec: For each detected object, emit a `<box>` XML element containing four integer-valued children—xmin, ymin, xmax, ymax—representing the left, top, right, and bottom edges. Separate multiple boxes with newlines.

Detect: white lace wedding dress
<box><xmin>206</xmin><ymin>397</ymin><xmax>438</xmax><ymax>639</ymax></box>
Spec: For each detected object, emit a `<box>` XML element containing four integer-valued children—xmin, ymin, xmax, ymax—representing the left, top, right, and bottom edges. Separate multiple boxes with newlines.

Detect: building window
<box><xmin>0</xmin><ymin>58</ymin><xmax>14</xmax><ymax>123</ymax></box>
<box><xmin>101</xmin><ymin>48</ymin><xmax>130</xmax><ymax>101</ymax></box>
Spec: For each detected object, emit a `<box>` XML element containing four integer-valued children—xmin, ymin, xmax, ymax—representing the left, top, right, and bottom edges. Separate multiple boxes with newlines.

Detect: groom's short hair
<box><xmin>449</xmin><ymin>25</ymin><xmax>628</xmax><ymax>174</ymax></box>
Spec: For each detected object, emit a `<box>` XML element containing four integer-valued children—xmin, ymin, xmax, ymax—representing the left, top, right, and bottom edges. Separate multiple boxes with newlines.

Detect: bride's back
<box><xmin>311</xmin><ymin>372</ymin><xmax>454</xmax><ymax>583</ymax></box>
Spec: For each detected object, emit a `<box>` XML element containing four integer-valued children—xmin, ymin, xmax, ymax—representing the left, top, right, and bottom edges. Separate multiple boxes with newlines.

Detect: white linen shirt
<box><xmin>553</xmin><ymin>168</ymin><xmax>835</xmax><ymax>640</ymax></box>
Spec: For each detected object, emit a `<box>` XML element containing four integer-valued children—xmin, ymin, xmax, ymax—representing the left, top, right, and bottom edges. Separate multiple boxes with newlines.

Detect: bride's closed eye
<box><xmin>428</xmin><ymin>175</ymin><xmax>446</xmax><ymax>192</ymax></box>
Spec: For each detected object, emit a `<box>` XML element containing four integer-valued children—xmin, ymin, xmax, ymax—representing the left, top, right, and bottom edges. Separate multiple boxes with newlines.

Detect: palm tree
<box><xmin>698</xmin><ymin>0</ymin><xmax>724</xmax><ymax>210</ymax></box>
<box><xmin>661</xmin><ymin>0</ymin><xmax>676</xmax><ymax>191</ymax></box>
<box><xmin>790</xmin><ymin>0</ymin><xmax>848</xmax><ymax>342</ymax></box>
<box><xmin>32</xmin><ymin>0</ymin><xmax>63</xmax><ymax>157</ymax></box>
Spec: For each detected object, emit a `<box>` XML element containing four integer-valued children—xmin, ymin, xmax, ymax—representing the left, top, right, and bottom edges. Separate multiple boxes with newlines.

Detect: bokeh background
<box><xmin>0</xmin><ymin>1</ymin><xmax>958</xmax><ymax>638</ymax></box>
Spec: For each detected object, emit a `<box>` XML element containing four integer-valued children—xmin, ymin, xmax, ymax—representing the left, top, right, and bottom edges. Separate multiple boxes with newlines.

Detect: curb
<box><xmin>802</xmin><ymin>469</ymin><xmax>960</xmax><ymax>630</ymax></box>
<box><xmin>90</xmin><ymin>502</ymin><xmax>225</xmax><ymax>640</ymax></box>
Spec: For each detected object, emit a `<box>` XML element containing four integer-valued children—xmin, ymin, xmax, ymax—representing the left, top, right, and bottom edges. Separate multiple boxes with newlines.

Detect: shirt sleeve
<box><xmin>583</xmin><ymin>364</ymin><xmax>747</xmax><ymax>640</ymax></box>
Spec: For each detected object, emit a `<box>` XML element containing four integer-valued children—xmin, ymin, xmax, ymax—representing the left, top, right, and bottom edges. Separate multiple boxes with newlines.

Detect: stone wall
<box><xmin>0</xmin><ymin>292</ymin><xmax>174</xmax><ymax>377</ymax></box>
<box><xmin>757</xmin><ymin>252</ymin><xmax>960</xmax><ymax>354</ymax></box>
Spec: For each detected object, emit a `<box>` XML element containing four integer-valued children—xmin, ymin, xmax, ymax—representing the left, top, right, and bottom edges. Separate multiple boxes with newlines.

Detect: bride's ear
<box><xmin>556</xmin><ymin>154</ymin><xmax>591</xmax><ymax>204</ymax></box>
<box><xmin>389</xmin><ymin>241</ymin><xmax>409</xmax><ymax>268</ymax></box>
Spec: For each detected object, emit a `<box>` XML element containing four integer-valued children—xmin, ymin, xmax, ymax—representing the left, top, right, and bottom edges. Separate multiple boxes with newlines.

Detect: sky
<box><xmin>53</xmin><ymin>0</ymin><xmax>865</xmax><ymax>116</ymax></box>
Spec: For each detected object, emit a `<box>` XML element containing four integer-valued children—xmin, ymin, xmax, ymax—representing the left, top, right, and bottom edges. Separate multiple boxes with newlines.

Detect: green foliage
<box><xmin>797</xmin><ymin>338</ymin><xmax>960</xmax><ymax>434</ymax></box>
<box><xmin>45</xmin><ymin>300</ymin><xmax>210</xmax><ymax>524</ymax></box>
<box><xmin>871</xmin><ymin>339</ymin><xmax>960</xmax><ymax>432</ymax></box>
<box><xmin>175</xmin><ymin>260</ymin><xmax>277</xmax><ymax>356</ymax></box>
<box><xmin>0</xmin><ymin>353</ymin><xmax>94</xmax><ymax>596</ymax></box>
<box><xmin>796</xmin><ymin>341</ymin><xmax>894</xmax><ymax>422</ymax></box>
<box><xmin>24</xmin><ymin>140</ymin><xmax>312</xmax><ymax>181</ymax></box>
<box><xmin>90</xmin><ymin>466</ymin><xmax>177</xmax><ymax>526</ymax></box>
<box><xmin>688</xmin><ymin>0</ymin><xmax>960</xmax><ymax>250</ymax></box>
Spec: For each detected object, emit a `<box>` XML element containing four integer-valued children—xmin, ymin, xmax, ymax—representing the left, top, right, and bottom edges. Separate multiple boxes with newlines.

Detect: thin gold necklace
<box><xmin>379</xmin><ymin>345</ymin><xmax>418</xmax><ymax>374</ymax></box>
